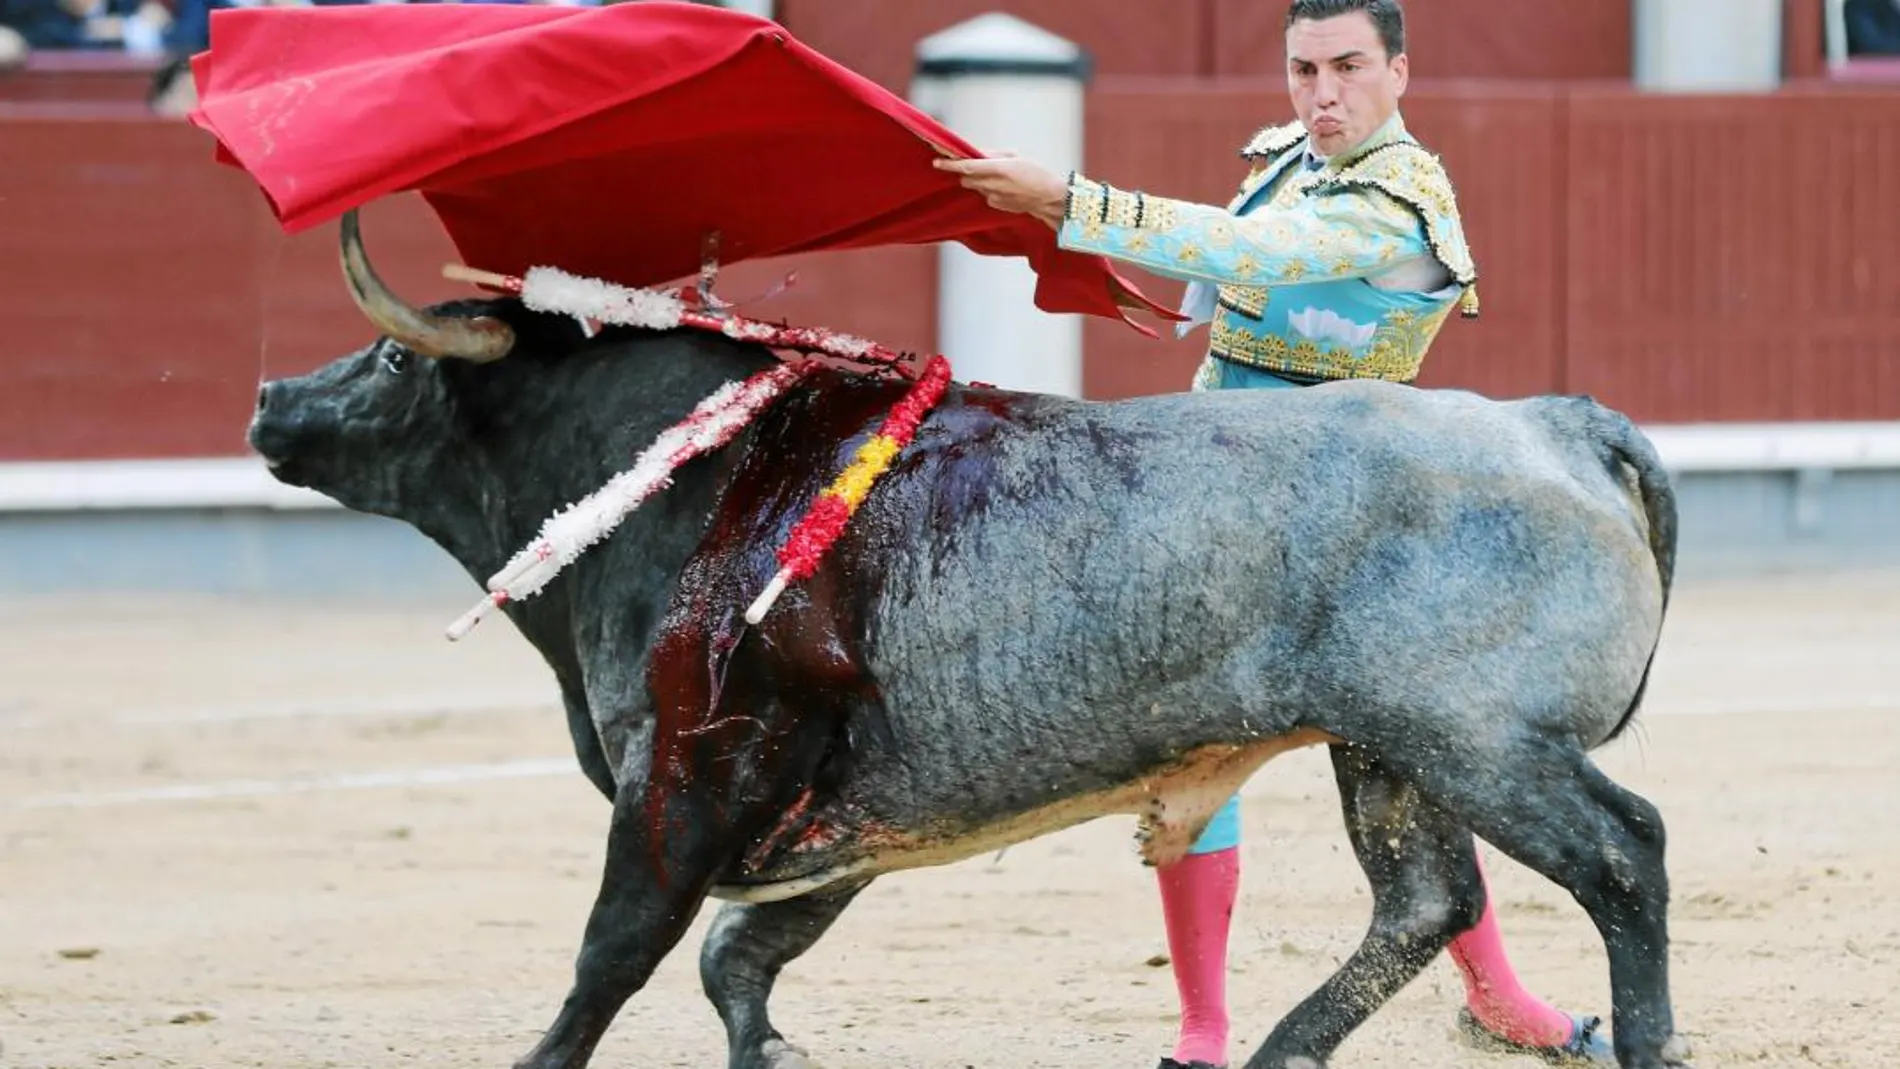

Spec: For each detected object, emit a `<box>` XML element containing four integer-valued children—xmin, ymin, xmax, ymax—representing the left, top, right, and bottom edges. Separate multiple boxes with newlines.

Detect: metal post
<box><xmin>1633</xmin><ymin>0</ymin><xmax>1784</xmax><ymax>92</ymax></box>
<box><xmin>911</xmin><ymin>14</ymin><xmax>1091</xmax><ymax>396</ymax></box>
<box><xmin>715</xmin><ymin>0</ymin><xmax>775</xmax><ymax>20</ymax></box>
<box><xmin>1824</xmin><ymin>0</ymin><xmax>1850</xmax><ymax>70</ymax></box>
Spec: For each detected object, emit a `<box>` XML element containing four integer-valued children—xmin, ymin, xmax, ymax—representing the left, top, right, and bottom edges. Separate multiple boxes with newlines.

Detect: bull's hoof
<box><xmin>1661</xmin><ymin>1034</ymin><xmax>1695</xmax><ymax>1067</ymax></box>
<box><xmin>1455</xmin><ymin>1009</ymin><xmax>1614</xmax><ymax>1066</ymax></box>
<box><xmin>756</xmin><ymin>1037</ymin><xmax>818</xmax><ymax>1069</ymax></box>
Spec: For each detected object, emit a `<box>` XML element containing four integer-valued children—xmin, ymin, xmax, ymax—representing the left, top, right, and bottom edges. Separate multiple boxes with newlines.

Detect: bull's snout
<box><xmin>247</xmin><ymin>380</ymin><xmax>301</xmax><ymax>467</ymax></box>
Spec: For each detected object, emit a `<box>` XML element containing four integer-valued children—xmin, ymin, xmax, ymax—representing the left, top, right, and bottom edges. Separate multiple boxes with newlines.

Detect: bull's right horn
<box><xmin>339</xmin><ymin>208</ymin><xmax>515</xmax><ymax>363</ymax></box>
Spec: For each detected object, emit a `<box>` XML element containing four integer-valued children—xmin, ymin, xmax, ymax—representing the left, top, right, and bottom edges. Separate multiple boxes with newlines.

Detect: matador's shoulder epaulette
<box><xmin>1320</xmin><ymin>140</ymin><xmax>1481</xmax><ymax>316</ymax></box>
<box><xmin>1239</xmin><ymin>120</ymin><xmax>1308</xmax><ymax>162</ymax></box>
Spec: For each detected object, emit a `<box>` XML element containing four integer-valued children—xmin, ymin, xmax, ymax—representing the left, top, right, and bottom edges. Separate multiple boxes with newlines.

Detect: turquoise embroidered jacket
<box><xmin>1056</xmin><ymin>113</ymin><xmax>1479</xmax><ymax>384</ymax></box>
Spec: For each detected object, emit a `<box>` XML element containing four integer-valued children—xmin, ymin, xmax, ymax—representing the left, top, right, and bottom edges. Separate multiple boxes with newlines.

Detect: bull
<box><xmin>246</xmin><ymin>211</ymin><xmax>1691</xmax><ymax>1069</ymax></box>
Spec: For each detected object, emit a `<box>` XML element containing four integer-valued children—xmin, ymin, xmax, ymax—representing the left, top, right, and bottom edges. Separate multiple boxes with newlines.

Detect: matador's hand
<box><xmin>933</xmin><ymin>155</ymin><xmax>1067</xmax><ymax>230</ymax></box>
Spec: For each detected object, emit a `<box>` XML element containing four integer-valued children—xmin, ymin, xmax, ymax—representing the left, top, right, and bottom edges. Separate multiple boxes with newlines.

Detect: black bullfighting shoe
<box><xmin>1157</xmin><ymin>1059</ymin><xmax>1224</xmax><ymax>1069</ymax></box>
<box><xmin>1456</xmin><ymin>1008</ymin><xmax>1616</xmax><ymax>1065</ymax></box>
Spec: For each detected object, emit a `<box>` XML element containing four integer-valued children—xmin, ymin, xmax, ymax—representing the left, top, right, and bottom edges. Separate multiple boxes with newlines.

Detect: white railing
<box><xmin>1825</xmin><ymin>0</ymin><xmax>1851</xmax><ymax>70</ymax></box>
<box><xmin>1642</xmin><ymin>421</ymin><xmax>1900</xmax><ymax>472</ymax></box>
<box><xmin>0</xmin><ymin>456</ymin><xmax>336</xmax><ymax>511</ymax></box>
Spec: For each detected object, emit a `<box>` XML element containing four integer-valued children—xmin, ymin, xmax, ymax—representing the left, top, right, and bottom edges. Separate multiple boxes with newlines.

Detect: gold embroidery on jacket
<box><xmin>1311</xmin><ymin>143</ymin><xmax>1476</xmax><ymax>287</ymax></box>
<box><xmin>1209</xmin><ymin>301</ymin><xmax>1456</xmax><ymax>384</ymax></box>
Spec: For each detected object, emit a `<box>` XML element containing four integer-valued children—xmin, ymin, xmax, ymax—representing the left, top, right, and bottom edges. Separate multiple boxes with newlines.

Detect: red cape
<box><xmin>186</xmin><ymin>0</ymin><xmax>1175</xmax><ymax>333</ymax></box>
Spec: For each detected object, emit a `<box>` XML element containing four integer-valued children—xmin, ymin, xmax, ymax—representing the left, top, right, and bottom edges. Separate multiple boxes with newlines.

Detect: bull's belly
<box><xmin>707</xmin><ymin>728</ymin><xmax>1336</xmax><ymax>904</ymax></box>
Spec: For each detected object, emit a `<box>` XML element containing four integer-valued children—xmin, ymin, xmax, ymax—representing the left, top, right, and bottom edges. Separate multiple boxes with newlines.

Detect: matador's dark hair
<box><xmin>1285</xmin><ymin>0</ymin><xmax>1406</xmax><ymax>58</ymax></box>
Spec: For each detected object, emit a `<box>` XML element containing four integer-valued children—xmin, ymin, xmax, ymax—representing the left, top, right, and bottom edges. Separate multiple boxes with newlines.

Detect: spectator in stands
<box><xmin>147</xmin><ymin>50</ymin><xmax>194</xmax><ymax>114</ymax></box>
<box><xmin>0</xmin><ymin>20</ymin><xmax>28</xmax><ymax>71</ymax></box>
<box><xmin>0</xmin><ymin>0</ymin><xmax>174</xmax><ymax>55</ymax></box>
<box><xmin>160</xmin><ymin>0</ymin><xmax>310</xmax><ymax>64</ymax></box>
<box><xmin>1846</xmin><ymin>0</ymin><xmax>1900</xmax><ymax>54</ymax></box>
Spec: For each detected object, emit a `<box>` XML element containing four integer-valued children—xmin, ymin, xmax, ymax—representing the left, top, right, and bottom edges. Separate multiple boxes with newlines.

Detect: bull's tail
<box><xmin>1585</xmin><ymin>400</ymin><xmax>1679</xmax><ymax>743</ymax></box>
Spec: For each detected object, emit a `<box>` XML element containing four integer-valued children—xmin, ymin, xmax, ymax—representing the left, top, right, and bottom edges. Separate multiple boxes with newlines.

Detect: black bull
<box><xmin>244</xmin><ymin>213</ymin><xmax>1692</xmax><ymax>1069</ymax></box>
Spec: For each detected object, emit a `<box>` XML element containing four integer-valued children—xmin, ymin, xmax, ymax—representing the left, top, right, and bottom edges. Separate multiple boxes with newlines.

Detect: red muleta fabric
<box><xmin>185</xmin><ymin>0</ymin><xmax>1177</xmax><ymax>334</ymax></box>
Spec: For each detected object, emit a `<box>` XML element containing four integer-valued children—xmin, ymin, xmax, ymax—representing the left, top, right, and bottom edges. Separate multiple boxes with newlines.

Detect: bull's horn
<box><xmin>338</xmin><ymin>208</ymin><xmax>514</xmax><ymax>363</ymax></box>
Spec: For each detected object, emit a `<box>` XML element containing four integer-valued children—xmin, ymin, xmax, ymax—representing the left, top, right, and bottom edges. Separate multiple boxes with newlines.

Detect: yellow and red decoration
<box><xmin>745</xmin><ymin>354</ymin><xmax>951</xmax><ymax>624</ymax></box>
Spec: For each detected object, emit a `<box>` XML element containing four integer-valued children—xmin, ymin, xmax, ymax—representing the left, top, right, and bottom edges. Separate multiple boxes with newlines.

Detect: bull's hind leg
<box><xmin>1407</xmin><ymin>736</ymin><xmax>1690</xmax><ymax>1069</ymax></box>
<box><xmin>1246</xmin><ymin>744</ymin><xmax>1485</xmax><ymax>1069</ymax></box>
<box><xmin>700</xmin><ymin>882</ymin><xmax>870</xmax><ymax>1069</ymax></box>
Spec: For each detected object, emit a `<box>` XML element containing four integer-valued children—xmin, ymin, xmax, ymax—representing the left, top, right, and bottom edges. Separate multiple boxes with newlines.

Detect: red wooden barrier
<box><xmin>775</xmin><ymin>0</ymin><xmax>1213</xmax><ymax>91</ymax></box>
<box><xmin>0</xmin><ymin>52</ymin><xmax>163</xmax><ymax>104</ymax></box>
<box><xmin>0</xmin><ymin>107</ymin><xmax>935</xmax><ymax>461</ymax></box>
<box><xmin>3</xmin><ymin>77</ymin><xmax>1898</xmax><ymax>460</ymax></box>
<box><xmin>777</xmin><ymin>0</ymin><xmax>1643</xmax><ymax>85</ymax></box>
<box><xmin>1784</xmin><ymin>0</ymin><xmax>1829</xmax><ymax>80</ymax></box>
<box><xmin>1563</xmin><ymin>85</ymin><xmax>1900</xmax><ymax>422</ymax></box>
<box><xmin>1207</xmin><ymin>0</ymin><xmax>1633</xmax><ymax>81</ymax></box>
<box><xmin>0</xmin><ymin>113</ymin><xmax>461</xmax><ymax>460</ymax></box>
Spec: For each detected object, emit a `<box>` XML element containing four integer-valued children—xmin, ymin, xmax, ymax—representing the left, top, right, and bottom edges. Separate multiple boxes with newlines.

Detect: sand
<box><xmin>2</xmin><ymin>571</ymin><xmax>1896</xmax><ymax>1068</ymax></box>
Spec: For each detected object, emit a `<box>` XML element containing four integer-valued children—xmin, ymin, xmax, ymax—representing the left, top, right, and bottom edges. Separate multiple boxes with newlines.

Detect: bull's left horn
<box><xmin>338</xmin><ymin>208</ymin><xmax>515</xmax><ymax>363</ymax></box>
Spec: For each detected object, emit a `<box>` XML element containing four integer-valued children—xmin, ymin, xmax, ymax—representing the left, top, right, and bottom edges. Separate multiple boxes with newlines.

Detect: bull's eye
<box><xmin>379</xmin><ymin>346</ymin><xmax>409</xmax><ymax>374</ymax></box>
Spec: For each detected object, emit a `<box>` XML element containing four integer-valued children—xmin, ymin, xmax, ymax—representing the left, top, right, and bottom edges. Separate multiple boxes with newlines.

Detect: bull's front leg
<box><xmin>512</xmin><ymin>783</ymin><xmax>726</xmax><ymax>1069</ymax></box>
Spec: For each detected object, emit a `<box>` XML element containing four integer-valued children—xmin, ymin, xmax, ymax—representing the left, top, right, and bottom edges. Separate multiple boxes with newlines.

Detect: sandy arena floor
<box><xmin>2</xmin><ymin>571</ymin><xmax>1897</xmax><ymax>1068</ymax></box>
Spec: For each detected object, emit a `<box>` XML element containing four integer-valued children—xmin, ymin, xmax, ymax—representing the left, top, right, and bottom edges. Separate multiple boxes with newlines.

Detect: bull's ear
<box><xmin>340</xmin><ymin>209</ymin><xmax>515</xmax><ymax>363</ymax></box>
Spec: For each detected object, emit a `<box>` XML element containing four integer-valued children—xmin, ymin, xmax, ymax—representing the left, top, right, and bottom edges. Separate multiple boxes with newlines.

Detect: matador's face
<box><xmin>1285</xmin><ymin>11</ymin><xmax>1408</xmax><ymax>158</ymax></box>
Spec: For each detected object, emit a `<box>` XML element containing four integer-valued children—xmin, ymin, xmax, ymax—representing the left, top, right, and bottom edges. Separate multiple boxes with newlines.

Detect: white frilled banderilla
<box><xmin>436</xmin><ymin>262</ymin><xmax>949</xmax><ymax>640</ymax></box>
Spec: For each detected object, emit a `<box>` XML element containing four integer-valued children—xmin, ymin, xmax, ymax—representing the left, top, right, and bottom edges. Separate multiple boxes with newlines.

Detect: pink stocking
<box><xmin>1446</xmin><ymin>852</ymin><xmax>1575</xmax><ymax>1046</ymax></box>
<box><xmin>1156</xmin><ymin>847</ymin><xmax>1239</xmax><ymax>1066</ymax></box>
